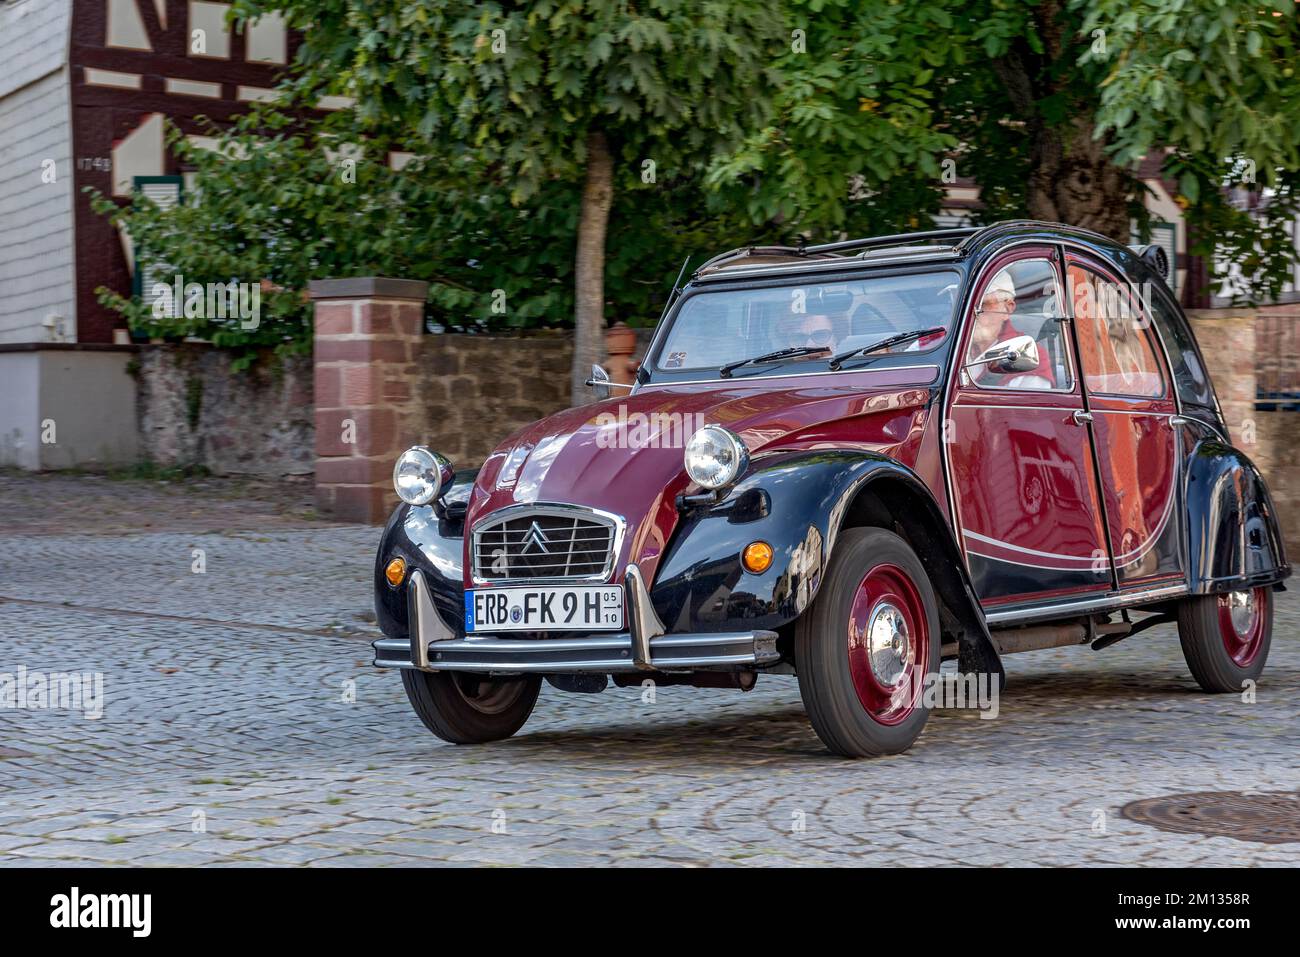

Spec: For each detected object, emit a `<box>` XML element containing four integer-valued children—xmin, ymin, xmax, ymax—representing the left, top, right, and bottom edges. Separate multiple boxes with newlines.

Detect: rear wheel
<box><xmin>796</xmin><ymin>527</ymin><xmax>940</xmax><ymax>758</ymax></box>
<box><xmin>1177</xmin><ymin>586</ymin><xmax>1273</xmax><ymax>693</ymax></box>
<box><xmin>401</xmin><ymin>670</ymin><xmax>541</xmax><ymax>744</ymax></box>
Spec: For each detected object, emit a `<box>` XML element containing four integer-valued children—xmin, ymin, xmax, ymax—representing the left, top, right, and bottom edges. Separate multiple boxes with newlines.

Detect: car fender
<box><xmin>374</xmin><ymin>471</ymin><xmax>476</xmax><ymax>639</ymax></box>
<box><xmin>1185</xmin><ymin>439</ymin><xmax>1291</xmax><ymax>592</ymax></box>
<box><xmin>650</xmin><ymin>449</ymin><xmax>989</xmax><ymax>645</ymax></box>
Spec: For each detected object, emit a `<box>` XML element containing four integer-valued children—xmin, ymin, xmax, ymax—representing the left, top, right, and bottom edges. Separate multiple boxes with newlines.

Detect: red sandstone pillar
<box><xmin>605</xmin><ymin>320</ymin><xmax>639</xmax><ymax>386</ymax></box>
<box><xmin>309</xmin><ymin>277</ymin><xmax>428</xmax><ymax>523</ymax></box>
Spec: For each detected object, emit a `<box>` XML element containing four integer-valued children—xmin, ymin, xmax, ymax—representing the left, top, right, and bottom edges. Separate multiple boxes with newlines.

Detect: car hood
<box><xmin>464</xmin><ymin>367</ymin><xmax>937</xmax><ymax>585</ymax></box>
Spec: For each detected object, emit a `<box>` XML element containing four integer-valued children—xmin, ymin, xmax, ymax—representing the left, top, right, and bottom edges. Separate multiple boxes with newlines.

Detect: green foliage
<box><xmin>238</xmin><ymin>1</ymin><xmax>785</xmax><ymax>195</ymax></box>
<box><xmin>91</xmin><ymin>0</ymin><xmax>1300</xmax><ymax>353</ymax></box>
<box><xmin>1079</xmin><ymin>0</ymin><xmax>1300</xmax><ymax>178</ymax></box>
<box><xmin>706</xmin><ymin>0</ymin><xmax>966</xmax><ymax>231</ymax></box>
<box><xmin>97</xmin><ymin>1</ymin><xmax>787</xmax><ymax>351</ymax></box>
<box><xmin>1078</xmin><ymin>0</ymin><xmax>1300</xmax><ymax>303</ymax></box>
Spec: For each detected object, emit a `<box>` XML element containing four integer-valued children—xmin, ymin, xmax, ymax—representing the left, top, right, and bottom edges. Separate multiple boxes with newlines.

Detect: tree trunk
<box><xmin>571</xmin><ymin>129</ymin><xmax>614</xmax><ymax>405</ymax></box>
<box><xmin>993</xmin><ymin>0</ymin><xmax>1134</xmax><ymax>243</ymax></box>
<box><xmin>1025</xmin><ymin>115</ymin><xmax>1132</xmax><ymax>241</ymax></box>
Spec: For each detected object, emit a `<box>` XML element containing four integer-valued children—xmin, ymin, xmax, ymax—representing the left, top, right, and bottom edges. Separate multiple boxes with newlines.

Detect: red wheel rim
<box><xmin>846</xmin><ymin>564</ymin><xmax>929</xmax><ymax>726</ymax></box>
<box><xmin>1218</xmin><ymin>587</ymin><xmax>1268</xmax><ymax>667</ymax></box>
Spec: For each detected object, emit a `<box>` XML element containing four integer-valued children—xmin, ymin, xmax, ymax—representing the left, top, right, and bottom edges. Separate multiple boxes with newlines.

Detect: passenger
<box><xmin>968</xmin><ymin>270</ymin><xmax>1054</xmax><ymax>389</ymax></box>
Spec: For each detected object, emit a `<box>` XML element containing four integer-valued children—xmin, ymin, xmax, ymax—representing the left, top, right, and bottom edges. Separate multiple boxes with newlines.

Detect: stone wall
<box><xmin>1184</xmin><ymin>309</ymin><xmax>1255</xmax><ymax>443</ymax></box>
<box><xmin>413</xmin><ymin>332</ymin><xmax>573</xmax><ymax>467</ymax></box>
<box><xmin>1188</xmin><ymin>309</ymin><xmax>1298</xmax><ymax>555</ymax></box>
<box><xmin>1254</xmin><ymin>412</ymin><xmax>1300</xmax><ymax>556</ymax></box>
<box><xmin>135</xmin><ymin>344</ymin><xmax>314</xmax><ymax>476</ymax></box>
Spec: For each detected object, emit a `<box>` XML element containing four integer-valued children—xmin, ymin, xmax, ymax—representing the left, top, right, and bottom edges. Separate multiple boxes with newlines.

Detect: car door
<box><xmin>1065</xmin><ymin>253</ymin><xmax>1184</xmax><ymax>588</ymax></box>
<box><xmin>946</xmin><ymin>247</ymin><xmax>1113</xmax><ymax>607</ymax></box>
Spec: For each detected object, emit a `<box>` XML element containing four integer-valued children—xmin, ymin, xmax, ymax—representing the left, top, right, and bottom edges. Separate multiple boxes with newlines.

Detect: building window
<box><xmin>246</xmin><ymin>12</ymin><xmax>287</xmax><ymax>64</ymax></box>
<box><xmin>107</xmin><ymin>0</ymin><xmax>152</xmax><ymax>50</ymax></box>
<box><xmin>188</xmin><ymin>1</ymin><xmax>232</xmax><ymax>59</ymax></box>
<box><xmin>131</xmin><ymin>176</ymin><xmax>184</xmax><ymax>321</ymax></box>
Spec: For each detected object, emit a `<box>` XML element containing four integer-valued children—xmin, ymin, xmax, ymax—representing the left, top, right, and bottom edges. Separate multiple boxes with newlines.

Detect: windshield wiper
<box><xmin>827</xmin><ymin>326</ymin><xmax>946</xmax><ymax>371</ymax></box>
<box><xmin>719</xmin><ymin>346</ymin><xmax>830</xmax><ymax>378</ymax></box>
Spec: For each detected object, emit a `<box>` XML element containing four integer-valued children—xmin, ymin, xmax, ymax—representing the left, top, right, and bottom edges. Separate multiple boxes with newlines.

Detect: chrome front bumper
<box><xmin>372</xmin><ymin>565</ymin><xmax>780</xmax><ymax>675</ymax></box>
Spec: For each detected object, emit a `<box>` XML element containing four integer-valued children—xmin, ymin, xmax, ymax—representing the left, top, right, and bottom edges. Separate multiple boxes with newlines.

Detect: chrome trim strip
<box><xmin>406</xmin><ymin>569</ymin><xmax>454</xmax><ymax>668</ymax></box>
<box><xmin>954</xmin><ymin>403</ymin><xmax>1177</xmax><ymax>416</ymax></box>
<box><xmin>372</xmin><ymin>631</ymin><xmax>780</xmax><ymax>674</ymax></box>
<box><xmin>983</xmin><ymin>584</ymin><xmax>1188</xmax><ymax>625</ymax></box>
<box><xmin>469</xmin><ymin>502</ymin><xmax>626</xmax><ymax>586</ymax></box>
<box><xmin>624</xmin><ymin>563</ymin><xmax>664</xmax><ymax>669</ymax></box>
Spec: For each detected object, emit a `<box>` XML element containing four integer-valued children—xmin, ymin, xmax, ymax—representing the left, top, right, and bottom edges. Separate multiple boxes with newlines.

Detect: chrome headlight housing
<box><xmin>684</xmin><ymin>425</ymin><xmax>749</xmax><ymax>490</ymax></box>
<box><xmin>393</xmin><ymin>446</ymin><xmax>453</xmax><ymax>506</ymax></box>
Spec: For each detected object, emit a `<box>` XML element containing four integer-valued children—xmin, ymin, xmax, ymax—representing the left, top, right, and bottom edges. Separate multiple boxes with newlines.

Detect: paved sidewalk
<box><xmin>0</xmin><ymin>475</ymin><xmax>1296</xmax><ymax>866</ymax></box>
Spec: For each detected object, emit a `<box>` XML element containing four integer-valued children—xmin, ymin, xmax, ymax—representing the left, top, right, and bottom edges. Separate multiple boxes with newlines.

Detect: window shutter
<box><xmin>131</xmin><ymin>175</ymin><xmax>184</xmax><ymax>315</ymax></box>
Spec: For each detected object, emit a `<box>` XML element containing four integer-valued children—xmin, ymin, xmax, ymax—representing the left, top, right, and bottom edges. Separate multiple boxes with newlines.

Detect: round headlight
<box><xmin>393</xmin><ymin>446</ymin><xmax>452</xmax><ymax>506</ymax></box>
<box><xmin>684</xmin><ymin>426</ymin><xmax>749</xmax><ymax>490</ymax></box>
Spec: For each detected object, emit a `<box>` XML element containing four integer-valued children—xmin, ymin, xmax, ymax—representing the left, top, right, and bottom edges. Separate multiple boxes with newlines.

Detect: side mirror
<box><xmin>585</xmin><ymin>363</ymin><xmax>612</xmax><ymax>400</ymax></box>
<box><xmin>966</xmin><ymin>334</ymin><xmax>1040</xmax><ymax>374</ymax></box>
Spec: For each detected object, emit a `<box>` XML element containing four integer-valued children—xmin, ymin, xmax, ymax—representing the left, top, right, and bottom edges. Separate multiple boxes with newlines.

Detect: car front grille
<box><xmin>472</xmin><ymin>508</ymin><xmax>618</xmax><ymax>582</ymax></box>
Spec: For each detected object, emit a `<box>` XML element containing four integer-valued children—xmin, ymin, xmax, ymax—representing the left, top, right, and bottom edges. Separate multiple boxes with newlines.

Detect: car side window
<box><xmin>1144</xmin><ymin>286</ymin><xmax>1216</xmax><ymax>408</ymax></box>
<box><xmin>1068</xmin><ymin>265</ymin><xmax>1167</xmax><ymax>399</ymax></box>
<box><xmin>964</xmin><ymin>259</ymin><xmax>1072</xmax><ymax>391</ymax></box>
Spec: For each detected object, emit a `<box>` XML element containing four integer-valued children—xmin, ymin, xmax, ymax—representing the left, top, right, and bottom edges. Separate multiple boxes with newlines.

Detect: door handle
<box><xmin>1168</xmin><ymin>415</ymin><xmax>1189</xmax><ymax>427</ymax></box>
<box><xmin>1071</xmin><ymin>410</ymin><xmax>1093</xmax><ymax>426</ymax></box>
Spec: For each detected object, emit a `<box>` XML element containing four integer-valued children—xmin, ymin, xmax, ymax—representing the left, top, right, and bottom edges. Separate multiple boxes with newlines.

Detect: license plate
<box><xmin>464</xmin><ymin>585</ymin><xmax>624</xmax><ymax>633</ymax></box>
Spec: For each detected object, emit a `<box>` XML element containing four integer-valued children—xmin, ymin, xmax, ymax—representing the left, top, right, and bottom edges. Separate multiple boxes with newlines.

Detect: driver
<box><xmin>968</xmin><ymin>270</ymin><xmax>1054</xmax><ymax>389</ymax></box>
<box><xmin>788</xmin><ymin>312</ymin><xmax>839</xmax><ymax>352</ymax></box>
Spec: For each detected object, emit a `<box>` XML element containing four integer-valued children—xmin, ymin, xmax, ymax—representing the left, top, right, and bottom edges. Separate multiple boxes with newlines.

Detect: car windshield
<box><xmin>654</xmin><ymin>270</ymin><xmax>961</xmax><ymax>376</ymax></box>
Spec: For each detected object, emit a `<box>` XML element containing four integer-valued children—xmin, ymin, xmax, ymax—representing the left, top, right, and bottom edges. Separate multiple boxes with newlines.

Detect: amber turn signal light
<box><xmin>741</xmin><ymin>541</ymin><xmax>774</xmax><ymax>574</ymax></box>
<box><xmin>385</xmin><ymin>557</ymin><xmax>407</xmax><ymax>587</ymax></box>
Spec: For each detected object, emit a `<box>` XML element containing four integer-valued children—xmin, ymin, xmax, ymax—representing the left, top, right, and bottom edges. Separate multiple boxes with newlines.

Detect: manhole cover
<box><xmin>1121</xmin><ymin>790</ymin><xmax>1300</xmax><ymax>844</ymax></box>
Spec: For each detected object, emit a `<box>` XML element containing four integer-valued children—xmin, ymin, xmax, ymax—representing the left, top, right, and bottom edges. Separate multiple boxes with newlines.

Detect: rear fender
<box><xmin>1185</xmin><ymin>439</ymin><xmax>1290</xmax><ymax>592</ymax></box>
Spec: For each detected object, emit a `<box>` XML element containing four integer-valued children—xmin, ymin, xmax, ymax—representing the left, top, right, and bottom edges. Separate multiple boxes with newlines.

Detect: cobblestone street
<box><xmin>1</xmin><ymin>474</ymin><xmax>1297</xmax><ymax>867</ymax></box>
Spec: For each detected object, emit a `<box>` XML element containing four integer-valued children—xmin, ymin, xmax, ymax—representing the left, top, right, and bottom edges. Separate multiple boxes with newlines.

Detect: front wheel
<box><xmin>796</xmin><ymin>527</ymin><xmax>941</xmax><ymax>758</ymax></box>
<box><xmin>401</xmin><ymin>670</ymin><xmax>541</xmax><ymax>744</ymax></box>
<box><xmin>1177</xmin><ymin>586</ymin><xmax>1273</xmax><ymax>693</ymax></box>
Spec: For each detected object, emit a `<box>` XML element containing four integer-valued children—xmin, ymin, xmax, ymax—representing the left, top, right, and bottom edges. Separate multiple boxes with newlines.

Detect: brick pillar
<box><xmin>309</xmin><ymin>277</ymin><xmax>427</xmax><ymax>523</ymax></box>
<box><xmin>605</xmin><ymin>321</ymin><xmax>639</xmax><ymax>386</ymax></box>
<box><xmin>1185</xmin><ymin>308</ymin><xmax>1256</xmax><ymax>445</ymax></box>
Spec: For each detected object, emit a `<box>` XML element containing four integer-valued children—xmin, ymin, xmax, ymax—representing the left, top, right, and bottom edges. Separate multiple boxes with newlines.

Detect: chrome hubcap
<box><xmin>867</xmin><ymin>601</ymin><xmax>910</xmax><ymax>688</ymax></box>
<box><xmin>1226</xmin><ymin>590</ymin><xmax>1256</xmax><ymax>635</ymax></box>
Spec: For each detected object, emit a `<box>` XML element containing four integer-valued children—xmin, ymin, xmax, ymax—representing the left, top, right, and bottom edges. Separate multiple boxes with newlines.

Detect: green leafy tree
<box><xmin>97</xmin><ymin>0</ymin><xmax>1300</xmax><ymax>369</ymax></box>
<box><xmin>237</xmin><ymin>0</ymin><xmax>787</xmax><ymax>400</ymax></box>
<box><xmin>710</xmin><ymin>0</ymin><xmax>1300</xmax><ymax>302</ymax></box>
<box><xmin>91</xmin><ymin>100</ymin><xmax>776</xmax><ymax>366</ymax></box>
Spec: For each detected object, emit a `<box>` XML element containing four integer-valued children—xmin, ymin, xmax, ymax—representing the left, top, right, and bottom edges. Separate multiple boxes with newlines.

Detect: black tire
<box><xmin>1177</xmin><ymin>586</ymin><xmax>1272</xmax><ymax>693</ymax></box>
<box><xmin>795</xmin><ymin>527</ymin><xmax>941</xmax><ymax>758</ymax></box>
<box><xmin>401</xmin><ymin>670</ymin><xmax>541</xmax><ymax>744</ymax></box>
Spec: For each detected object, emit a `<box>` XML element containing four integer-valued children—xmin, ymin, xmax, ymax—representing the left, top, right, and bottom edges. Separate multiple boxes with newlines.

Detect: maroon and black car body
<box><xmin>373</xmin><ymin>221</ymin><xmax>1289</xmax><ymax>757</ymax></box>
